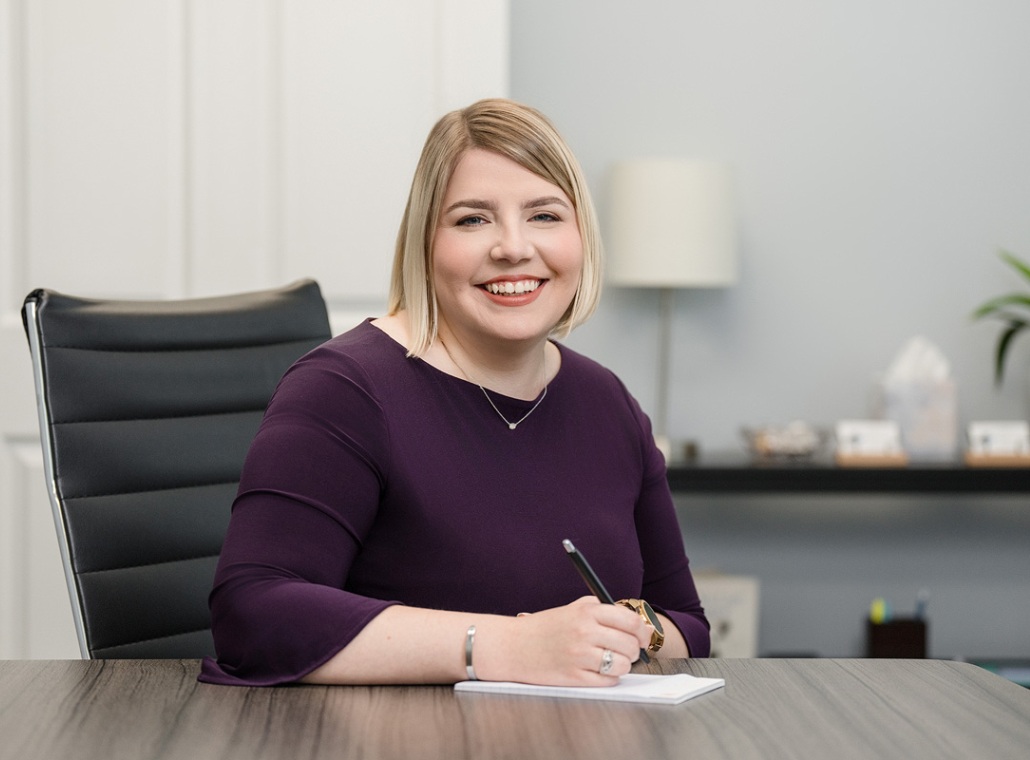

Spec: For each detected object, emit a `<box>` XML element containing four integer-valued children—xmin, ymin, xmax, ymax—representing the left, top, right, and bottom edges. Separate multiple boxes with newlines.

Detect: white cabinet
<box><xmin>0</xmin><ymin>0</ymin><xmax>509</xmax><ymax>658</ymax></box>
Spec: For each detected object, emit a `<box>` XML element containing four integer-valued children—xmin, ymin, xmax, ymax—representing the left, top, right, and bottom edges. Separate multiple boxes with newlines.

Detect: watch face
<box><xmin>617</xmin><ymin>599</ymin><xmax>665</xmax><ymax>653</ymax></box>
<box><xmin>640</xmin><ymin>600</ymin><xmax>664</xmax><ymax>633</ymax></box>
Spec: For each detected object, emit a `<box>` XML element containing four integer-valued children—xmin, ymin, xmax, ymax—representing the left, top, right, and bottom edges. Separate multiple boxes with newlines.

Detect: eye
<box><xmin>456</xmin><ymin>215</ymin><xmax>488</xmax><ymax>227</ymax></box>
<box><xmin>530</xmin><ymin>211</ymin><xmax>561</xmax><ymax>223</ymax></box>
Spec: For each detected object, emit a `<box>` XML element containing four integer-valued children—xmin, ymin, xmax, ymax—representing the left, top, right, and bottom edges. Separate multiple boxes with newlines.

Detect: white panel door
<box><xmin>0</xmin><ymin>0</ymin><xmax>508</xmax><ymax>659</ymax></box>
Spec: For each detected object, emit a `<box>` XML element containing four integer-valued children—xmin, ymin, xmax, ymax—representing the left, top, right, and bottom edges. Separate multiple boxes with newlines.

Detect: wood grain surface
<box><xmin>1</xmin><ymin>658</ymin><xmax>1027</xmax><ymax>760</ymax></box>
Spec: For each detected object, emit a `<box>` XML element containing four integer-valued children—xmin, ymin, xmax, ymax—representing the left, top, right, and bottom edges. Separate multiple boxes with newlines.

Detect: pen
<box><xmin>562</xmin><ymin>539</ymin><xmax>650</xmax><ymax>664</ymax></box>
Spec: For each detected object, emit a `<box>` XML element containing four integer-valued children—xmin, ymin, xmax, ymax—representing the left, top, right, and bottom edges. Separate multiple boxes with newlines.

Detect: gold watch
<box><xmin>617</xmin><ymin>598</ymin><xmax>665</xmax><ymax>655</ymax></box>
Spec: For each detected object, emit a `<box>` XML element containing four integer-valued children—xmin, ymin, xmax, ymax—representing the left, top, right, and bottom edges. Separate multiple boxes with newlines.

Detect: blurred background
<box><xmin>512</xmin><ymin>0</ymin><xmax>1030</xmax><ymax>447</ymax></box>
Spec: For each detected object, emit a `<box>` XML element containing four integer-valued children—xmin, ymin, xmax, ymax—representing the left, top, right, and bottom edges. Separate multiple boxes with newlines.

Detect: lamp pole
<box><xmin>654</xmin><ymin>287</ymin><xmax>674</xmax><ymax>459</ymax></box>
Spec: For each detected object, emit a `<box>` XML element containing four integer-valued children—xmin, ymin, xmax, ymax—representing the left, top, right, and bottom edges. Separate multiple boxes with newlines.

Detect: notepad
<box><xmin>454</xmin><ymin>673</ymin><xmax>725</xmax><ymax>705</ymax></box>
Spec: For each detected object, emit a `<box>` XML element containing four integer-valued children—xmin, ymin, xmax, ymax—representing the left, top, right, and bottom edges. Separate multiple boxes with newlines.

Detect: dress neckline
<box><xmin>362</xmin><ymin>317</ymin><xmax>564</xmax><ymax>403</ymax></box>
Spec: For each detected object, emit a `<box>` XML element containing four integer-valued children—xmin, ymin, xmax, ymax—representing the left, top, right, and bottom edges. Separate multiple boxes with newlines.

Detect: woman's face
<box><xmin>431</xmin><ymin>148</ymin><xmax>583</xmax><ymax>350</ymax></box>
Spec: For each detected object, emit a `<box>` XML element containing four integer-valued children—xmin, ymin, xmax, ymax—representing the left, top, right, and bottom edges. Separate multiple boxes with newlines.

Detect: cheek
<box><xmin>430</xmin><ymin>236</ymin><xmax>469</xmax><ymax>287</ymax></box>
<box><xmin>555</xmin><ymin>233</ymin><xmax>585</xmax><ymax>280</ymax></box>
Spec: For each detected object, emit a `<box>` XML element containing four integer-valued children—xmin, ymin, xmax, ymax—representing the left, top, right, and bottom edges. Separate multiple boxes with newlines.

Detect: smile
<box><xmin>482</xmin><ymin>279</ymin><xmax>542</xmax><ymax>296</ymax></box>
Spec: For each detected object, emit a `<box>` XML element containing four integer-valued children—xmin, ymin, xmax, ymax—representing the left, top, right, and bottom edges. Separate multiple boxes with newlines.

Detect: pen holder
<box><xmin>866</xmin><ymin>618</ymin><xmax>927</xmax><ymax>658</ymax></box>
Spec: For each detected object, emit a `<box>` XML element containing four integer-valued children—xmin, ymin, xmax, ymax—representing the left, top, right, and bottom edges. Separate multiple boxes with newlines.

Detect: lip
<box><xmin>477</xmin><ymin>277</ymin><xmax>547</xmax><ymax>306</ymax></box>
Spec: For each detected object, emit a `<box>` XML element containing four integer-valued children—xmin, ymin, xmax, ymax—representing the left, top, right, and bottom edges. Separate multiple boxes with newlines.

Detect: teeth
<box><xmin>485</xmin><ymin>280</ymin><xmax>540</xmax><ymax>295</ymax></box>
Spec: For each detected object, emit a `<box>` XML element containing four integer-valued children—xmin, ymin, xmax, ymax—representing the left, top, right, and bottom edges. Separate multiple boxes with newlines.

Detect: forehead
<box><xmin>444</xmin><ymin>149</ymin><xmax>570</xmax><ymax>201</ymax></box>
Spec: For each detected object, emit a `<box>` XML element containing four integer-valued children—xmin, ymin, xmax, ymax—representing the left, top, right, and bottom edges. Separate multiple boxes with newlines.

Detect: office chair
<box><xmin>22</xmin><ymin>280</ymin><xmax>332</xmax><ymax>659</ymax></box>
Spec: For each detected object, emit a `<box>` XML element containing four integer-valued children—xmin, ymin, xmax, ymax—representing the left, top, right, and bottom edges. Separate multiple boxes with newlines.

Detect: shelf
<box><xmin>666</xmin><ymin>451</ymin><xmax>1030</xmax><ymax>494</ymax></box>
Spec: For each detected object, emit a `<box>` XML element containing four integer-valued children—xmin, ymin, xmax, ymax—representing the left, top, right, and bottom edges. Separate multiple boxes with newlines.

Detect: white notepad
<box><xmin>454</xmin><ymin>673</ymin><xmax>725</xmax><ymax>705</ymax></box>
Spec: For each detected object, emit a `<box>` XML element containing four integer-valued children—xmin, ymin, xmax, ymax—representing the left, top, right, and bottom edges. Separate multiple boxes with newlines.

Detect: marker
<box><xmin>562</xmin><ymin>539</ymin><xmax>650</xmax><ymax>664</ymax></box>
<box><xmin>914</xmin><ymin>589</ymin><xmax>929</xmax><ymax>620</ymax></box>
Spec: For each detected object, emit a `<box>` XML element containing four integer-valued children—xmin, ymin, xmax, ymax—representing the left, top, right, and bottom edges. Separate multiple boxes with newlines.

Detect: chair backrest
<box><xmin>22</xmin><ymin>280</ymin><xmax>332</xmax><ymax>659</ymax></box>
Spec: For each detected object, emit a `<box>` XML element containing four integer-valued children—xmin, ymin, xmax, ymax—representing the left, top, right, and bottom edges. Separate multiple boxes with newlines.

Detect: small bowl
<box><xmin>742</xmin><ymin>422</ymin><xmax>826</xmax><ymax>460</ymax></box>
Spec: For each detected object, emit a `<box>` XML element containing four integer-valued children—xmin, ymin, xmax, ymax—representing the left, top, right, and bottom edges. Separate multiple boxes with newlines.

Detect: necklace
<box><xmin>438</xmin><ymin>338</ymin><xmax>548</xmax><ymax>430</ymax></box>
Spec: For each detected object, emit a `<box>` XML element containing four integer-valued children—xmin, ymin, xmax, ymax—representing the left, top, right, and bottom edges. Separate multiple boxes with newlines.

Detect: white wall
<box><xmin>511</xmin><ymin>0</ymin><xmax>1030</xmax><ymax>450</ymax></box>
<box><xmin>0</xmin><ymin>0</ymin><xmax>508</xmax><ymax>659</ymax></box>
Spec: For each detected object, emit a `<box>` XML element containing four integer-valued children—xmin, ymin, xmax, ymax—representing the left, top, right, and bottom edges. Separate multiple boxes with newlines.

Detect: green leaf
<box><xmin>973</xmin><ymin>293</ymin><xmax>1030</xmax><ymax>320</ymax></box>
<box><xmin>1000</xmin><ymin>250</ymin><xmax>1030</xmax><ymax>284</ymax></box>
<box><xmin>994</xmin><ymin>319</ymin><xmax>1027</xmax><ymax>385</ymax></box>
<box><xmin>974</xmin><ymin>250</ymin><xmax>1030</xmax><ymax>386</ymax></box>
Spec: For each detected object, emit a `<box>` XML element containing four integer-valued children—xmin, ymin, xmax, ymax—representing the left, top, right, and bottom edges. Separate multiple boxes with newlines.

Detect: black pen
<box><xmin>562</xmin><ymin>539</ymin><xmax>650</xmax><ymax>664</ymax></box>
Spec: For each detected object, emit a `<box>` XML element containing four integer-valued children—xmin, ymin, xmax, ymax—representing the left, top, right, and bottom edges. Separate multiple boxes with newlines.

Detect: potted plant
<box><xmin>973</xmin><ymin>250</ymin><xmax>1030</xmax><ymax>384</ymax></box>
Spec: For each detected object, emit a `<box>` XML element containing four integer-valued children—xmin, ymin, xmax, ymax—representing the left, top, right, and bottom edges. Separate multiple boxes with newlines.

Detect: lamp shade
<box><xmin>607</xmin><ymin>159</ymin><xmax>737</xmax><ymax>288</ymax></box>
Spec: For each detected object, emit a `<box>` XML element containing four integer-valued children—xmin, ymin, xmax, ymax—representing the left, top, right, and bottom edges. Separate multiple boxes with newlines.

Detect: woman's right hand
<box><xmin>477</xmin><ymin>596</ymin><xmax>652</xmax><ymax>686</ymax></box>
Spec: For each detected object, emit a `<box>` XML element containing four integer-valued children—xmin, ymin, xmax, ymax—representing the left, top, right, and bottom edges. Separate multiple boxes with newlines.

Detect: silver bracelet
<box><xmin>464</xmin><ymin>625</ymin><xmax>478</xmax><ymax>680</ymax></box>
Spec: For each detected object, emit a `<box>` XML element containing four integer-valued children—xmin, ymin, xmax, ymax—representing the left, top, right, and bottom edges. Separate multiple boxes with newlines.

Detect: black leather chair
<box><xmin>22</xmin><ymin>280</ymin><xmax>332</xmax><ymax>659</ymax></box>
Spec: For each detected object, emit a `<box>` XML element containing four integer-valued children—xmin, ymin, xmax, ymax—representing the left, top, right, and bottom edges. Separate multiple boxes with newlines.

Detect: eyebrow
<box><xmin>443</xmin><ymin>196</ymin><xmax>571</xmax><ymax>215</ymax></box>
<box><xmin>525</xmin><ymin>196</ymin><xmax>571</xmax><ymax>210</ymax></box>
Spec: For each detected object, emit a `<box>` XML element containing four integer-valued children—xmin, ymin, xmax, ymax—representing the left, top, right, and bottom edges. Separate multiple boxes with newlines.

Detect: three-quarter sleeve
<box><xmin>201</xmin><ymin>349</ymin><xmax>398</xmax><ymax>685</ymax></box>
<box><xmin>628</xmin><ymin>393</ymin><xmax>711</xmax><ymax>658</ymax></box>
<box><xmin>635</xmin><ymin>472</ymin><xmax>711</xmax><ymax>656</ymax></box>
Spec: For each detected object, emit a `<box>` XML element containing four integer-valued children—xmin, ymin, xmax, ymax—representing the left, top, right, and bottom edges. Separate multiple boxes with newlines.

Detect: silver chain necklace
<box><xmin>438</xmin><ymin>338</ymin><xmax>548</xmax><ymax>430</ymax></box>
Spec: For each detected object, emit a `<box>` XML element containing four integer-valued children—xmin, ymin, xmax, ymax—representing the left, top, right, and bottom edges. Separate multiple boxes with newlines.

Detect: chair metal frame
<box><xmin>24</xmin><ymin>296</ymin><xmax>90</xmax><ymax>657</ymax></box>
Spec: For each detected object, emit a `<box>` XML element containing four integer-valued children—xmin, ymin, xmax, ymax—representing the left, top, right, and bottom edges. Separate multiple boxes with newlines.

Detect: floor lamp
<box><xmin>607</xmin><ymin>159</ymin><xmax>738</xmax><ymax>460</ymax></box>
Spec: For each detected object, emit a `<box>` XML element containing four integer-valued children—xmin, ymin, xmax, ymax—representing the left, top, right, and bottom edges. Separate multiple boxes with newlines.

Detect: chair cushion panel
<box><xmin>92</xmin><ymin>629</ymin><xmax>216</xmax><ymax>659</ymax></box>
<box><xmin>52</xmin><ymin>412</ymin><xmax>263</xmax><ymax>498</ymax></box>
<box><xmin>36</xmin><ymin>280</ymin><xmax>331</xmax><ymax>351</ymax></box>
<box><xmin>78</xmin><ymin>555</ymin><xmax>218</xmax><ymax>652</ymax></box>
<box><xmin>63</xmin><ymin>483</ymin><xmax>236</xmax><ymax>573</ymax></box>
<box><xmin>42</xmin><ymin>339</ymin><xmax>323</xmax><ymax>422</ymax></box>
<box><xmin>23</xmin><ymin>280</ymin><xmax>332</xmax><ymax>658</ymax></box>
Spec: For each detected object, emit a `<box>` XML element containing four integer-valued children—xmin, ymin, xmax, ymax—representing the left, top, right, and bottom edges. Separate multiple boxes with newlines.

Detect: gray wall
<box><xmin>510</xmin><ymin>0</ymin><xmax>1030</xmax><ymax>658</ymax></box>
<box><xmin>675</xmin><ymin>493</ymin><xmax>1029</xmax><ymax>658</ymax></box>
<box><xmin>512</xmin><ymin>0</ymin><xmax>1030</xmax><ymax>446</ymax></box>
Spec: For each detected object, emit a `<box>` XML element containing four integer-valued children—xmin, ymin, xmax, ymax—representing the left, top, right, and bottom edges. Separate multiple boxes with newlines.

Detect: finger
<box><xmin>590</xmin><ymin>628</ymin><xmax>646</xmax><ymax>666</ymax></box>
<box><xmin>563</xmin><ymin>628</ymin><xmax>624</xmax><ymax>670</ymax></box>
<box><xmin>612</xmin><ymin>650</ymin><xmax>633</xmax><ymax>675</ymax></box>
<box><xmin>594</xmin><ymin>604</ymin><xmax>650</xmax><ymax>639</ymax></box>
<box><xmin>597</xmin><ymin>609</ymin><xmax>650</xmax><ymax>650</ymax></box>
<box><xmin>590</xmin><ymin>647</ymin><xmax>632</xmax><ymax>679</ymax></box>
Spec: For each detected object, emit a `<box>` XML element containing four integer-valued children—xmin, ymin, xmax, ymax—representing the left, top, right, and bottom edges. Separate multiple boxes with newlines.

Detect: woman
<box><xmin>201</xmin><ymin>99</ymin><xmax>709</xmax><ymax>687</ymax></box>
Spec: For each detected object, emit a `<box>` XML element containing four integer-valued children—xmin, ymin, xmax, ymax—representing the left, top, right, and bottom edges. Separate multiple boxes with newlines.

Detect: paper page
<box><xmin>454</xmin><ymin>673</ymin><xmax>724</xmax><ymax>705</ymax></box>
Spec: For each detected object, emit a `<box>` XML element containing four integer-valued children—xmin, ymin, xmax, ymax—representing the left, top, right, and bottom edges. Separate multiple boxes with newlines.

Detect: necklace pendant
<box><xmin>438</xmin><ymin>338</ymin><xmax>548</xmax><ymax>432</ymax></box>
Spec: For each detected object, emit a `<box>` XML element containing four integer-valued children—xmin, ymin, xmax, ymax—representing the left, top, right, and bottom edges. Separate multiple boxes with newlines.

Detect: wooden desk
<box><xmin>667</xmin><ymin>451</ymin><xmax>1030</xmax><ymax>494</ymax></box>
<box><xmin>1</xmin><ymin>658</ymin><xmax>1028</xmax><ymax>760</ymax></box>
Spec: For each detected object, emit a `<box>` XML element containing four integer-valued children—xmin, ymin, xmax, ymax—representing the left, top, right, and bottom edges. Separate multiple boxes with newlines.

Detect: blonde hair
<box><xmin>388</xmin><ymin>98</ymin><xmax>603</xmax><ymax>357</ymax></box>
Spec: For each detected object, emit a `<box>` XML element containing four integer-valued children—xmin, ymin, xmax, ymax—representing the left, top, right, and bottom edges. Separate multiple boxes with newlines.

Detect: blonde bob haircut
<box><xmin>387</xmin><ymin>98</ymin><xmax>603</xmax><ymax>357</ymax></box>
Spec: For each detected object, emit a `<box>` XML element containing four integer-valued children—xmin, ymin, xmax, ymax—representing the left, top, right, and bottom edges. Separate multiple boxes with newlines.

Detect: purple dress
<box><xmin>200</xmin><ymin>320</ymin><xmax>709</xmax><ymax>685</ymax></box>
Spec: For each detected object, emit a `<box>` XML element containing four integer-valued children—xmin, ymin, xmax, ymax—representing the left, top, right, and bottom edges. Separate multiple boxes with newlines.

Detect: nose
<box><xmin>491</xmin><ymin>221</ymin><xmax>533</xmax><ymax>263</ymax></box>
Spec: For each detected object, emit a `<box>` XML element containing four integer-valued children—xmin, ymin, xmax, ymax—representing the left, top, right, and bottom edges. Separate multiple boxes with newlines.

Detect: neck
<box><xmin>435</xmin><ymin>329</ymin><xmax>551</xmax><ymax>401</ymax></box>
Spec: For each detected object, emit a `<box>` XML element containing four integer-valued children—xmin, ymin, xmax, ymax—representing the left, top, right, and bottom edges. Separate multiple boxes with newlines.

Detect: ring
<box><xmin>599</xmin><ymin>649</ymin><xmax>615</xmax><ymax>675</ymax></box>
